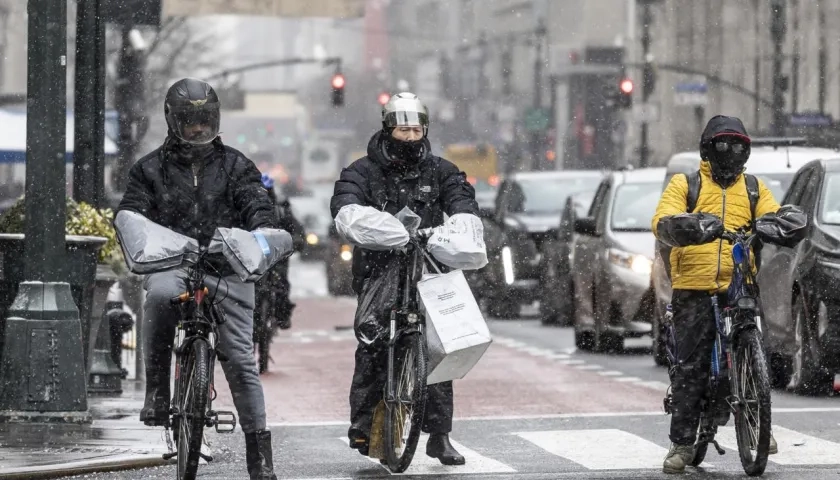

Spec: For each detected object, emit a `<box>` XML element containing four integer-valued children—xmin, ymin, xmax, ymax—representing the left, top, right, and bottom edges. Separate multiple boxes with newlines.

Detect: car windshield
<box><xmin>508</xmin><ymin>177</ymin><xmax>601</xmax><ymax>215</ymax></box>
<box><xmin>610</xmin><ymin>182</ymin><xmax>662</xmax><ymax>231</ymax></box>
<box><xmin>754</xmin><ymin>173</ymin><xmax>793</xmax><ymax>201</ymax></box>
<box><xmin>821</xmin><ymin>173</ymin><xmax>840</xmax><ymax>225</ymax></box>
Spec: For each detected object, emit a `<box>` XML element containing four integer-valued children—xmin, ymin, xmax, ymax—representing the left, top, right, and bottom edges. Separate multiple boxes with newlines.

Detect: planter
<box><xmin>0</xmin><ymin>234</ymin><xmax>107</xmax><ymax>369</ymax></box>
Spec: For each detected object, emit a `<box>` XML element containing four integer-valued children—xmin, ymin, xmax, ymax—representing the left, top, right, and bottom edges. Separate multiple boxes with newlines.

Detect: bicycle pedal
<box><xmin>210</xmin><ymin>410</ymin><xmax>237</xmax><ymax>433</ymax></box>
<box><xmin>662</xmin><ymin>394</ymin><xmax>673</xmax><ymax>414</ymax></box>
<box><xmin>162</xmin><ymin>451</ymin><xmax>178</xmax><ymax>461</ymax></box>
<box><xmin>711</xmin><ymin>440</ymin><xmax>726</xmax><ymax>455</ymax></box>
<box><xmin>199</xmin><ymin>452</ymin><xmax>214</xmax><ymax>462</ymax></box>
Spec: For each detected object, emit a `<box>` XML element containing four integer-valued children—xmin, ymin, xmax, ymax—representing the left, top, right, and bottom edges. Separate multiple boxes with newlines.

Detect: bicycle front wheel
<box><xmin>177</xmin><ymin>338</ymin><xmax>210</xmax><ymax>480</ymax></box>
<box><xmin>733</xmin><ymin>328</ymin><xmax>771</xmax><ymax>477</ymax></box>
<box><xmin>383</xmin><ymin>331</ymin><xmax>428</xmax><ymax>473</ymax></box>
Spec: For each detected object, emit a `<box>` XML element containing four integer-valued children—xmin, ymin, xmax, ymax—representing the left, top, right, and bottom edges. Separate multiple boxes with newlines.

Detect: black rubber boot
<box><xmin>426</xmin><ymin>433</ymin><xmax>466</xmax><ymax>465</ymax></box>
<box><xmin>139</xmin><ymin>364</ymin><xmax>170</xmax><ymax>426</ymax></box>
<box><xmin>245</xmin><ymin>430</ymin><xmax>278</xmax><ymax>480</ymax></box>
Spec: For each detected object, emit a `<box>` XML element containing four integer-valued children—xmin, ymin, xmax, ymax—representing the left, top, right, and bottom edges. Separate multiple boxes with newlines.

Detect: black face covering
<box><xmin>384</xmin><ymin>134</ymin><xmax>426</xmax><ymax>164</ymax></box>
<box><xmin>708</xmin><ymin>152</ymin><xmax>747</xmax><ymax>188</ymax></box>
<box><xmin>169</xmin><ymin>136</ymin><xmax>215</xmax><ymax>162</ymax></box>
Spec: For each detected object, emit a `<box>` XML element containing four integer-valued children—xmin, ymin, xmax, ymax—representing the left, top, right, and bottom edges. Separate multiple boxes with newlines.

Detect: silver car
<box><xmin>571</xmin><ymin>168</ymin><xmax>665</xmax><ymax>352</ymax></box>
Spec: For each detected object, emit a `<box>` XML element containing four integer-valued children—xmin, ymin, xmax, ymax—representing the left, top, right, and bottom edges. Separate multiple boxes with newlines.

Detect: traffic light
<box><xmin>331</xmin><ymin>73</ymin><xmax>345</xmax><ymax>107</ymax></box>
<box><xmin>617</xmin><ymin>78</ymin><xmax>633</xmax><ymax>109</ymax></box>
<box><xmin>377</xmin><ymin>91</ymin><xmax>391</xmax><ymax>106</ymax></box>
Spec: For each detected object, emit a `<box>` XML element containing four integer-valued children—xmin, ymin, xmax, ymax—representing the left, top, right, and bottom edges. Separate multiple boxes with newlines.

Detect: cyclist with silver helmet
<box><xmin>330</xmin><ymin>92</ymin><xmax>482</xmax><ymax>466</ymax></box>
<box><xmin>119</xmin><ymin>78</ymin><xmax>280</xmax><ymax>480</ymax></box>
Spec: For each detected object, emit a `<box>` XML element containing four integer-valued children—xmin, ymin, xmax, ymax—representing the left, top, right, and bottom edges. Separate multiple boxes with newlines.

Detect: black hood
<box><xmin>366</xmin><ymin>130</ymin><xmax>431</xmax><ymax>170</ymax></box>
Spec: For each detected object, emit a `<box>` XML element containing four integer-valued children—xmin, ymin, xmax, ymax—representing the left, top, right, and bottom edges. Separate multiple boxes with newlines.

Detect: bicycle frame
<box><xmin>384</xmin><ymin>239</ymin><xmax>430</xmax><ymax>405</ymax></box>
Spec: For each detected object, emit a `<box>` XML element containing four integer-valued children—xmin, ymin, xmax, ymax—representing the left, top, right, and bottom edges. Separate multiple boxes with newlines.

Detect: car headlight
<box><xmin>608</xmin><ymin>248</ymin><xmax>653</xmax><ymax>276</ymax></box>
<box><xmin>501</xmin><ymin>246</ymin><xmax>515</xmax><ymax>285</ymax></box>
<box><xmin>340</xmin><ymin>244</ymin><xmax>352</xmax><ymax>262</ymax></box>
<box><xmin>306</xmin><ymin>233</ymin><xmax>319</xmax><ymax>245</ymax></box>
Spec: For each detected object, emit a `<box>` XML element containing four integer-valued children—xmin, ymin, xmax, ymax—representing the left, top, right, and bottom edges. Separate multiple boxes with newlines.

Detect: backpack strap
<box><xmin>684</xmin><ymin>171</ymin><xmax>701</xmax><ymax>213</ymax></box>
<box><xmin>744</xmin><ymin>173</ymin><xmax>760</xmax><ymax>221</ymax></box>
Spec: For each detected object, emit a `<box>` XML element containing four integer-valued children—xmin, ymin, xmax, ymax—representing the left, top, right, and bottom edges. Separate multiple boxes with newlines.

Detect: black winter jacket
<box><xmin>330</xmin><ymin>131</ymin><xmax>479</xmax><ymax>292</ymax></box>
<box><xmin>118</xmin><ymin>138</ymin><xmax>277</xmax><ymax>274</ymax></box>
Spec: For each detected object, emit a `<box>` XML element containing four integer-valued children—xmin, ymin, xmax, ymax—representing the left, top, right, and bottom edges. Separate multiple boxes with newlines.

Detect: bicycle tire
<box><xmin>177</xmin><ymin>338</ymin><xmax>210</xmax><ymax>480</ymax></box>
<box><xmin>383</xmin><ymin>331</ymin><xmax>428</xmax><ymax>473</ymax></box>
<box><xmin>734</xmin><ymin>328</ymin><xmax>771</xmax><ymax>477</ymax></box>
<box><xmin>257</xmin><ymin>299</ymin><xmax>272</xmax><ymax>374</ymax></box>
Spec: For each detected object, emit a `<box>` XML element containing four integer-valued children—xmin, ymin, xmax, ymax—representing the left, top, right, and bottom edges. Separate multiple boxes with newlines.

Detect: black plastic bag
<box><xmin>354</xmin><ymin>256</ymin><xmax>401</xmax><ymax>347</ymax></box>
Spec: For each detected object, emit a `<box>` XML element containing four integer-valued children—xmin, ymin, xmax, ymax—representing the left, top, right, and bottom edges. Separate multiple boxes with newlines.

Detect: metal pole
<box><xmin>532</xmin><ymin>18</ymin><xmax>546</xmax><ymax>170</ymax></box>
<box><xmin>770</xmin><ymin>0</ymin><xmax>786</xmax><ymax>135</ymax></box>
<box><xmin>639</xmin><ymin>1</ymin><xmax>652</xmax><ymax>168</ymax></box>
<box><xmin>818</xmin><ymin>1</ymin><xmax>827</xmax><ymax>114</ymax></box>
<box><xmin>73</xmin><ymin>0</ymin><xmax>106</xmax><ymax>208</ymax></box>
<box><xmin>753</xmin><ymin>0</ymin><xmax>761</xmax><ymax>130</ymax></box>
<box><xmin>790</xmin><ymin>0</ymin><xmax>799</xmax><ymax>114</ymax></box>
<box><xmin>115</xmin><ymin>27</ymin><xmax>135</xmax><ymax>192</ymax></box>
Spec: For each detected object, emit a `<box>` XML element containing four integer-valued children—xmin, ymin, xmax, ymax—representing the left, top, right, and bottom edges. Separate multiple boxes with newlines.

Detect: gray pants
<box><xmin>143</xmin><ymin>269</ymin><xmax>267</xmax><ymax>433</ymax></box>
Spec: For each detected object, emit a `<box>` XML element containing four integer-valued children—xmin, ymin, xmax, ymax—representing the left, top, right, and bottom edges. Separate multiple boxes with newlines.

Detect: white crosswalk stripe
<box><xmin>515</xmin><ymin>429</ymin><xmax>712</xmax><ymax>470</ymax></box>
<box><xmin>716</xmin><ymin>425</ymin><xmax>840</xmax><ymax>465</ymax></box>
<box><xmin>340</xmin><ymin>435</ymin><xmax>516</xmax><ymax>475</ymax></box>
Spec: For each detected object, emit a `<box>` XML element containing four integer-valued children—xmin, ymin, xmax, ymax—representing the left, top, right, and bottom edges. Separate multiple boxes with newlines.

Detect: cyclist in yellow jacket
<box><xmin>652</xmin><ymin>115</ymin><xmax>806</xmax><ymax>474</ymax></box>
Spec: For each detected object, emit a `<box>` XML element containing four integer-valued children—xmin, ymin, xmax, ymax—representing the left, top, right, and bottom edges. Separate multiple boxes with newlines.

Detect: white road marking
<box><xmin>716</xmin><ymin>425</ymin><xmax>840</xmax><ymax>465</ymax></box>
<box><xmin>340</xmin><ymin>435</ymin><xmax>516</xmax><ymax>475</ymax></box>
<box><xmin>573</xmin><ymin>364</ymin><xmax>603</xmax><ymax>370</ymax></box>
<box><xmin>614</xmin><ymin>377</ymin><xmax>644</xmax><ymax>383</ymax></box>
<box><xmin>597</xmin><ymin>370</ymin><xmax>624</xmax><ymax>376</ymax></box>
<box><xmin>515</xmin><ymin>429</ymin><xmax>711</xmax><ymax>470</ymax></box>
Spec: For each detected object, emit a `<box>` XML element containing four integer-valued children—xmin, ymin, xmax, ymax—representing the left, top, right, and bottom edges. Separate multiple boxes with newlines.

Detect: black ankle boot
<box><xmin>426</xmin><ymin>433</ymin><xmax>466</xmax><ymax>465</ymax></box>
<box><xmin>139</xmin><ymin>389</ymin><xmax>169</xmax><ymax>426</ymax></box>
<box><xmin>245</xmin><ymin>430</ymin><xmax>278</xmax><ymax>480</ymax></box>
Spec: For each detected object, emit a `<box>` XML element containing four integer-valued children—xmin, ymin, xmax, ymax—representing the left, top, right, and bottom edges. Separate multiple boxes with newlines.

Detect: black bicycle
<box><xmin>159</xmin><ymin>248</ymin><xmax>237</xmax><ymax>480</ymax></box>
<box><xmin>664</xmin><ymin>228</ymin><xmax>772</xmax><ymax>477</ymax></box>
<box><xmin>372</xmin><ymin>232</ymin><xmax>440</xmax><ymax>473</ymax></box>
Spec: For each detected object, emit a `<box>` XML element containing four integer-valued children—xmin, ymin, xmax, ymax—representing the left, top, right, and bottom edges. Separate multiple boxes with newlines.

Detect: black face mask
<box><xmin>708</xmin><ymin>152</ymin><xmax>747</xmax><ymax>188</ymax></box>
<box><xmin>169</xmin><ymin>137</ymin><xmax>215</xmax><ymax>161</ymax></box>
<box><xmin>384</xmin><ymin>135</ymin><xmax>426</xmax><ymax>164</ymax></box>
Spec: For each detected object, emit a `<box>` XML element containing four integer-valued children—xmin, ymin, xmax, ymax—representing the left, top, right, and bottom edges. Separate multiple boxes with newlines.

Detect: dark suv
<box><xmin>757</xmin><ymin>157</ymin><xmax>840</xmax><ymax>395</ymax></box>
<box><xmin>479</xmin><ymin>171</ymin><xmax>603</xmax><ymax>318</ymax></box>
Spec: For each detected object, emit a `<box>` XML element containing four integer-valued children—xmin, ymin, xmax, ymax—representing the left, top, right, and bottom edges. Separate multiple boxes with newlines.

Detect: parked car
<box><xmin>325</xmin><ymin>222</ymin><xmax>354</xmax><ymax>296</ymax></box>
<box><xmin>481</xmin><ymin>170</ymin><xmax>604</xmax><ymax>318</ymax></box>
<box><xmin>650</xmin><ymin>140</ymin><xmax>840</xmax><ymax>365</ymax></box>
<box><xmin>758</xmin><ymin>157</ymin><xmax>840</xmax><ymax>394</ymax></box>
<box><xmin>539</xmin><ymin>191</ymin><xmax>598</xmax><ymax>325</ymax></box>
<box><xmin>571</xmin><ymin>168</ymin><xmax>665</xmax><ymax>352</ymax></box>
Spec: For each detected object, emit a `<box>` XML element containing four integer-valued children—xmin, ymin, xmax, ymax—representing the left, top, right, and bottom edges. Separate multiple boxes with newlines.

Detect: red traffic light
<box><xmin>377</xmin><ymin>92</ymin><xmax>391</xmax><ymax>105</ymax></box>
<box><xmin>620</xmin><ymin>78</ymin><xmax>634</xmax><ymax>94</ymax></box>
<box><xmin>331</xmin><ymin>74</ymin><xmax>346</xmax><ymax>89</ymax></box>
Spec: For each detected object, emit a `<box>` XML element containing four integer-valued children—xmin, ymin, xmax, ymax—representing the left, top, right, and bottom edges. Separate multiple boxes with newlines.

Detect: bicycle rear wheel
<box><xmin>734</xmin><ymin>328</ymin><xmax>771</xmax><ymax>477</ymax></box>
<box><xmin>177</xmin><ymin>338</ymin><xmax>210</xmax><ymax>480</ymax></box>
<box><xmin>383</xmin><ymin>331</ymin><xmax>428</xmax><ymax>473</ymax></box>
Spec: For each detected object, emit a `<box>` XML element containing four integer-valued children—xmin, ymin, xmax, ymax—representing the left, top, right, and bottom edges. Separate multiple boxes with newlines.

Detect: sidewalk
<box><xmin>0</xmin><ymin>380</ymin><xmax>172</xmax><ymax>480</ymax></box>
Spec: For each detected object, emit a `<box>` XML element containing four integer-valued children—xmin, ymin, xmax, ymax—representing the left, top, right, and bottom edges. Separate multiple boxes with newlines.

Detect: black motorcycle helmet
<box><xmin>164</xmin><ymin>78</ymin><xmax>221</xmax><ymax>145</ymax></box>
<box><xmin>699</xmin><ymin>115</ymin><xmax>751</xmax><ymax>188</ymax></box>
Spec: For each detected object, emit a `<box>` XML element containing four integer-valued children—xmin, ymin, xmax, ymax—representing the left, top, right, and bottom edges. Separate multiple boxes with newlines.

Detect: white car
<box><xmin>650</xmin><ymin>139</ymin><xmax>840</xmax><ymax>365</ymax></box>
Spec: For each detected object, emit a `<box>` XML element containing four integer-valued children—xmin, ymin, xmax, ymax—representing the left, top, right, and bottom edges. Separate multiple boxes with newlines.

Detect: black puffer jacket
<box><xmin>118</xmin><ymin>138</ymin><xmax>277</xmax><ymax>272</ymax></box>
<box><xmin>330</xmin><ymin>131</ymin><xmax>479</xmax><ymax>292</ymax></box>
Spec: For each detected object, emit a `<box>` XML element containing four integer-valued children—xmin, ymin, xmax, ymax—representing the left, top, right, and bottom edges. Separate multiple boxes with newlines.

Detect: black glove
<box><xmin>754</xmin><ymin>205</ymin><xmax>808</xmax><ymax>248</ymax></box>
<box><xmin>656</xmin><ymin>212</ymin><xmax>724</xmax><ymax>247</ymax></box>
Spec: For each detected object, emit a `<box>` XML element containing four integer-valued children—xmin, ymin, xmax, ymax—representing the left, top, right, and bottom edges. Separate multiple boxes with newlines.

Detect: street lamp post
<box><xmin>0</xmin><ymin>0</ymin><xmax>91</xmax><ymax>422</ymax></box>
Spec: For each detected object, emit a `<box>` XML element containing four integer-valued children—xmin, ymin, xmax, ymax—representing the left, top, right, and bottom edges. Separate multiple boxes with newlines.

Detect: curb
<box><xmin>0</xmin><ymin>453</ymin><xmax>172</xmax><ymax>480</ymax></box>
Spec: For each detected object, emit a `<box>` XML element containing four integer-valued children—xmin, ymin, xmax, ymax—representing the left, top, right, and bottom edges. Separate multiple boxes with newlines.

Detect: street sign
<box><xmin>163</xmin><ymin>0</ymin><xmax>365</xmax><ymax>18</ymax></box>
<box><xmin>674</xmin><ymin>82</ymin><xmax>708</xmax><ymax>106</ymax></box>
<box><xmin>523</xmin><ymin>107</ymin><xmax>552</xmax><ymax>132</ymax></box>
<box><xmin>633</xmin><ymin>103</ymin><xmax>659</xmax><ymax>123</ymax></box>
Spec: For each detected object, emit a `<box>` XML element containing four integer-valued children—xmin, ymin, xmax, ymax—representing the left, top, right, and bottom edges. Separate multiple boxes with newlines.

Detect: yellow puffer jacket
<box><xmin>652</xmin><ymin>161</ymin><xmax>780</xmax><ymax>292</ymax></box>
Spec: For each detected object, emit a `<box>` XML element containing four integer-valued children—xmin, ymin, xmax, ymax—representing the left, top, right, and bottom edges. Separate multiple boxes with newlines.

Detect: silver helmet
<box><xmin>381</xmin><ymin>92</ymin><xmax>429</xmax><ymax>136</ymax></box>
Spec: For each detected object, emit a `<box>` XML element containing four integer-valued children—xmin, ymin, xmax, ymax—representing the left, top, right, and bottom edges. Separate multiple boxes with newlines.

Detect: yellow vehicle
<box><xmin>443</xmin><ymin>143</ymin><xmax>500</xmax><ymax>211</ymax></box>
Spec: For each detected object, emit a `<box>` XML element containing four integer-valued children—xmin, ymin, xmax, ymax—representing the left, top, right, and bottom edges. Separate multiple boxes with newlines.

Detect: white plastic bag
<box><xmin>334</xmin><ymin>204</ymin><xmax>410</xmax><ymax>250</ymax></box>
<box><xmin>114</xmin><ymin>210</ymin><xmax>200</xmax><ymax>274</ymax></box>
<box><xmin>427</xmin><ymin>213</ymin><xmax>488</xmax><ymax>270</ymax></box>
<box><xmin>209</xmin><ymin>227</ymin><xmax>294</xmax><ymax>282</ymax></box>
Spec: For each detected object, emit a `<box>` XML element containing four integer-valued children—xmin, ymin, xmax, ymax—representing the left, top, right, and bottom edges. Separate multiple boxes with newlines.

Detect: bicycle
<box><xmin>372</xmin><ymin>231</ymin><xmax>439</xmax><ymax>473</ymax></box>
<box><xmin>664</xmin><ymin>227</ymin><xmax>772</xmax><ymax>477</ymax></box>
<box><xmin>157</xmin><ymin>248</ymin><xmax>237</xmax><ymax>480</ymax></box>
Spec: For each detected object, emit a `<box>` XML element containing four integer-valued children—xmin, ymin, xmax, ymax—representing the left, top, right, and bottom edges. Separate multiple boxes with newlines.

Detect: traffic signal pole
<box><xmin>639</xmin><ymin>1</ymin><xmax>653</xmax><ymax>168</ymax></box>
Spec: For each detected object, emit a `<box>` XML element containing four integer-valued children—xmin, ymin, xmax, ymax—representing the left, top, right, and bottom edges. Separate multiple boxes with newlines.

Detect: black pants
<box><xmin>669</xmin><ymin>289</ymin><xmax>729</xmax><ymax>445</ymax></box>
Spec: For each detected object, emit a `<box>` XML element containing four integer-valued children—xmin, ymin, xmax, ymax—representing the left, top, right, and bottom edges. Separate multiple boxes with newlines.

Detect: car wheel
<box><xmin>575</xmin><ymin>329</ymin><xmax>595</xmax><ymax>351</ymax></box>
<box><xmin>789</xmin><ymin>294</ymin><xmax>834</xmax><ymax>395</ymax></box>
<box><xmin>554</xmin><ymin>282</ymin><xmax>576</xmax><ymax>327</ymax></box>
<box><xmin>652</xmin><ymin>301</ymin><xmax>669</xmax><ymax>367</ymax></box>
<box><xmin>593</xmin><ymin>296</ymin><xmax>622</xmax><ymax>354</ymax></box>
